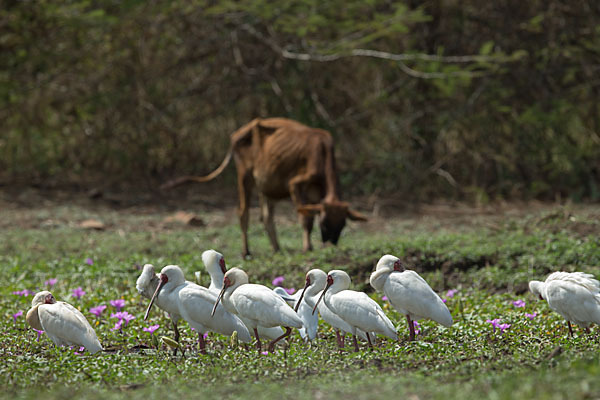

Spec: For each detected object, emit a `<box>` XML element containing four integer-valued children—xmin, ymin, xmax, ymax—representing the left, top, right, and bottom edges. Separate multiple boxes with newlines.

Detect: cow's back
<box><xmin>252</xmin><ymin>120</ymin><xmax>333</xmax><ymax>201</ymax></box>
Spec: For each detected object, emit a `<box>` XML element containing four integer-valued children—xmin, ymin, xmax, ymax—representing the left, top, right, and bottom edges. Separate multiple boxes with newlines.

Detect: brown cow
<box><xmin>162</xmin><ymin>118</ymin><xmax>367</xmax><ymax>257</ymax></box>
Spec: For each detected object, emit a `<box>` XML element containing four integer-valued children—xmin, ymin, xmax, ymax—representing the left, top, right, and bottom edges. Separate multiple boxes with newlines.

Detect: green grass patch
<box><xmin>1</xmin><ymin>203</ymin><xmax>599</xmax><ymax>399</ymax></box>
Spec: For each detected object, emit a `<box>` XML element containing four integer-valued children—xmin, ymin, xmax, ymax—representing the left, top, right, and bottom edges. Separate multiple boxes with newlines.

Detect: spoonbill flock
<box><xmin>139</xmin><ymin>264</ymin><xmax>252</xmax><ymax>352</ymax></box>
<box><xmin>22</xmin><ymin>250</ymin><xmax>600</xmax><ymax>355</ymax></box>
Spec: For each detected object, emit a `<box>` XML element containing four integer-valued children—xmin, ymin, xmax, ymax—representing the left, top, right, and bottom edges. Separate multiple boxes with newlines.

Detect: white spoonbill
<box><xmin>138</xmin><ymin>264</ymin><xmax>252</xmax><ymax>352</ymax></box>
<box><xmin>295</xmin><ymin>268</ymin><xmax>371</xmax><ymax>347</ymax></box>
<box><xmin>212</xmin><ymin>267</ymin><xmax>304</xmax><ymax>353</ymax></box>
<box><xmin>201</xmin><ymin>249</ymin><xmax>287</xmax><ymax>340</ymax></box>
<box><xmin>370</xmin><ymin>255</ymin><xmax>453</xmax><ymax>341</ymax></box>
<box><xmin>26</xmin><ymin>291</ymin><xmax>102</xmax><ymax>354</ymax></box>
<box><xmin>529</xmin><ymin>271</ymin><xmax>600</xmax><ymax>336</ymax></box>
<box><xmin>273</xmin><ymin>284</ymin><xmax>319</xmax><ymax>341</ymax></box>
<box><xmin>313</xmin><ymin>270</ymin><xmax>397</xmax><ymax>351</ymax></box>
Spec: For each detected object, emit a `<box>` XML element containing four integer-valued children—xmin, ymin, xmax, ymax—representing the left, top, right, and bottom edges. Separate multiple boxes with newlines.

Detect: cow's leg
<box><xmin>299</xmin><ymin>214</ymin><xmax>314</xmax><ymax>252</ymax></box>
<box><xmin>260</xmin><ymin>195</ymin><xmax>280</xmax><ymax>252</ymax></box>
<box><xmin>238</xmin><ymin>171</ymin><xmax>254</xmax><ymax>258</ymax></box>
<box><xmin>289</xmin><ymin>172</ymin><xmax>318</xmax><ymax>207</ymax></box>
<box><xmin>289</xmin><ymin>172</ymin><xmax>319</xmax><ymax>252</ymax></box>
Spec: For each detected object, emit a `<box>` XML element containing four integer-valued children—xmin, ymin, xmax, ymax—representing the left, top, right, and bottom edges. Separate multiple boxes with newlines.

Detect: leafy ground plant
<box><xmin>1</xmin><ymin>196</ymin><xmax>599</xmax><ymax>399</ymax></box>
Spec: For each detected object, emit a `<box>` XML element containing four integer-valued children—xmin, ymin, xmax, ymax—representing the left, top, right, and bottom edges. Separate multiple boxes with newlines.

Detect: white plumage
<box><xmin>314</xmin><ymin>270</ymin><xmax>397</xmax><ymax>351</ymax></box>
<box><xmin>26</xmin><ymin>291</ymin><xmax>102</xmax><ymax>354</ymax></box>
<box><xmin>202</xmin><ymin>249</ymin><xmax>286</xmax><ymax>340</ymax></box>
<box><xmin>296</xmin><ymin>269</ymin><xmax>371</xmax><ymax>347</ymax></box>
<box><xmin>272</xmin><ymin>285</ymin><xmax>319</xmax><ymax>341</ymax></box>
<box><xmin>212</xmin><ymin>267</ymin><xmax>303</xmax><ymax>353</ymax></box>
<box><xmin>138</xmin><ymin>264</ymin><xmax>252</xmax><ymax>351</ymax></box>
<box><xmin>370</xmin><ymin>255</ymin><xmax>452</xmax><ymax>341</ymax></box>
<box><xmin>529</xmin><ymin>271</ymin><xmax>600</xmax><ymax>336</ymax></box>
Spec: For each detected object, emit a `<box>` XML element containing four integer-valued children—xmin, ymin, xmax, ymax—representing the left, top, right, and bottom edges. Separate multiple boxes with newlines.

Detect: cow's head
<box><xmin>297</xmin><ymin>201</ymin><xmax>368</xmax><ymax>245</ymax></box>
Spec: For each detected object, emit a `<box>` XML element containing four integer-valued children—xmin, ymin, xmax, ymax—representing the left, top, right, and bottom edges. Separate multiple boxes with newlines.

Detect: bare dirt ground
<box><xmin>1</xmin><ymin>186</ymin><xmax>598</xmax><ymax>238</ymax></box>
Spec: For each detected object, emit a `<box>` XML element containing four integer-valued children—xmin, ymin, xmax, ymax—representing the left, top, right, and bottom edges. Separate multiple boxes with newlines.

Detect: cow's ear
<box><xmin>347</xmin><ymin>208</ymin><xmax>368</xmax><ymax>221</ymax></box>
<box><xmin>297</xmin><ymin>204</ymin><xmax>323</xmax><ymax>217</ymax></box>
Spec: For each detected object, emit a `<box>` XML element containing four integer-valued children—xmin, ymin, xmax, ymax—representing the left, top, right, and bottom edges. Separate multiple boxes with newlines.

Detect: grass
<box><xmin>1</xmin><ymin>196</ymin><xmax>600</xmax><ymax>399</ymax></box>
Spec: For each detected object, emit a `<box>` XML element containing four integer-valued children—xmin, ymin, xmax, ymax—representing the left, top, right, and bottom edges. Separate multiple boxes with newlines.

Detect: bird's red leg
<box><xmin>335</xmin><ymin>330</ymin><xmax>342</xmax><ymax>348</ymax></box>
<box><xmin>352</xmin><ymin>334</ymin><xmax>359</xmax><ymax>352</ymax></box>
<box><xmin>172</xmin><ymin>321</ymin><xmax>180</xmax><ymax>343</ymax></box>
<box><xmin>172</xmin><ymin>321</ymin><xmax>180</xmax><ymax>355</ymax></box>
<box><xmin>198</xmin><ymin>332</ymin><xmax>206</xmax><ymax>354</ymax></box>
<box><xmin>254</xmin><ymin>328</ymin><xmax>261</xmax><ymax>353</ymax></box>
<box><xmin>406</xmin><ymin>315</ymin><xmax>415</xmax><ymax>341</ymax></box>
<box><xmin>568</xmin><ymin>321</ymin><xmax>574</xmax><ymax>337</ymax></box>
<box><xmin>366</xmin><ymin>332</ymin><xmax>373</xmax><ymax>350</ymax></box>
<box><xmin>267</xmin><ymin>327</ymin><xmax>292</xmax><ymax>353</ymax></box>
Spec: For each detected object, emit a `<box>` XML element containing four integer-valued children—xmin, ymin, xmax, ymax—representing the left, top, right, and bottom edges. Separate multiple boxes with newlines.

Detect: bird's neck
<box><xmin>209</xmin><ymin>272</ymin><xmax>224</xmax><ymax>291</ymax></box>
<box><xmin>26</xmin><ymin>305</ymin><xmax>43</xmax><ymax>331</ymax></box>
<box><xmin>370</xmin><ymin>269</ymin><xmax>390</xmax><ymax>292</ymax></box>
<box><xmin>304</xmin><ymin>289</ymin><xmax>322</xmax><ymax>308</ymax></box>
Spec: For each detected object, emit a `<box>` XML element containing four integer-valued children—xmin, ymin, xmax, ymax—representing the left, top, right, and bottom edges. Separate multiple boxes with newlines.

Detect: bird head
<box><xmin>202</xmin><ymin>249</ymin><xmax>227</xmax><ymax>275</ymax></box>
<box><xmin>294</xmin><ymin>272</ymin><xmax>314</xmax><ymax>312</ymax></box>
<box><xmin>393</xmin><ymin>259</ymin><xmax>406</xmax><ymax>272</ymax></box>
<box><xmin>211</xmin><ymin>267</ymin><xmax>248</xmax><ymax>317</ymax></box>
<box><xmin>136</xmin><ymin>264</ymin><xmax>160</xmax><ymax>299</ymax></box>
<box><xmin>528</xmin><ymin>280</ymin><xmax>545</xmax><ymax>300</ymax></box>
<box><xmin>312</xmin><ymin>271</ymin><xmax>345</xmax><ymax>315</ymax></box>
<box><xmin>31</xmin><ymin>291</ymin><xmax>56</xmax><ymax>307</ymax></box>
<box><xmin>143</xmin><ymin>271</ymin><xmax>169</xmax><ymax>321</ymax></box>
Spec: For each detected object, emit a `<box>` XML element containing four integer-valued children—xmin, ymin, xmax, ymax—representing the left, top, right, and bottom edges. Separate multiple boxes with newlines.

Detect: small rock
<box><xmin>163</xmin><ymin>211</ymin><xmax>204</xmax><ymax>227</ymax></box>
<box><xmin>79</xmin><ymin>219</ymin><xmax>105</xmax><ymax>230</ymax></box>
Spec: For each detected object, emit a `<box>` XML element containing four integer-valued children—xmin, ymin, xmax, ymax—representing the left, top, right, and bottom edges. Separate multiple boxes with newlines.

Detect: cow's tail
<box><xmin>160</xmin><ymin>119</ymin><xmax>260</xmax><ymax>190</ymax></box>
<box><xmin>160</xmin><ymin>149</ymin><xmax>233</xmax><ymax>190</ymax></box>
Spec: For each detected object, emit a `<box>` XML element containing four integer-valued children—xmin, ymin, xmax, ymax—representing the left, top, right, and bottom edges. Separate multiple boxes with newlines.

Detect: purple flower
<box><xmin>33</xmin><ymin>329</ymin><xmax>44</xmax><ymax>342</ymax></box>
<box><xmin>382</xmin><ymin>295</ymin><xmax>389</xmax><ymax>301</ymax></box>
<box><xmin>111</xmin><ymin>320</ymin><xmax>123</xmax><ymax>331</ymax></box>
<box><xmin>261</xmin><ymin>351</ymin><xmax>269</xmax><ymax>355</ymax></box>
<box><xmin>85</xmin><ymin>258</ymin><xmax>94</xmax><ymax>265</ymax></box>
<box><xmin>486</xmin><ymin>318</ymin><xmax>510</xmax><ymax>333</ymax></box>
<box><xmin>44</xmin><ymin>278</ymin><xmax>58</xmax><ymax>287</ymax></box>
<box><xmin>143</xmin><ymin>324</ymin><xmax>160</xmax><ymax>334</ymax></box>
<box><xmin>12</xmin><ymin>289</ymin><xmax>33</xmax><ymax>297</ymax></box>
<box><xmin>525</xmin><ymin>312</ymin><xmax>537</xmax><ymax>320</ymax></box>
<box><xmin>272</xmin><ymin>276</ymin><xmax>285</xmax><ymax>286</ymax></box>
<box><xmin>124</xmin><ymin>314</ymin><xmax>135</xmax><ymax>325</ymax></box>
<box><xmin>12</xmin><ymin>311</ymin><xmax>23</xmax><ymax>323</ymax></box>
<box><xmin>110</xmin><ymin>299</ymin><xmax>126</xmax><ymax>311</ymax></box>
<box><xmin>486</xmin><ymin>318</ymin><xmax>501</xmax><ymax>332</ymax></box>
<box><xmin>446</xmin><ymin>289</ymin><xmax>458</xmax><ymax>298</ymax></box>
<box><xmin>512</xmin><ymin>300</ymin><xmax>526</xmax><ymax>308</ymax></box>
<box><xmin>74</xmin><ymin>346</ymin><xmax>86</xmax><ymax>355</ymax></box>
<box><xmin>89</xmin><ymin>305</ymin><xmax>107</xmax><ymax>317</ymax></box>
<box><xmin>203</xmin><ymin>332</ymin><xmax>209</xmax><ymax>339</ymax></box>
<box><xmin>284</xmin><ymin>287</ymin><xmax>296</xmax><ymax>295</ymax></box>
<box><xmin>72</xmin><ymin>287</ymin><xmax>86</xmax><ymax>299</ymax></box>
<box><xmin>111</xmin><ymin>311</ymin><xmax>135</xmax><ymax>326</ymax></box>
<box><xmin>413</xmin><ymin>321</ymin><xmax>421</xmax><ymax>335</ymax></box>
<box><xmin>442</xmin><ymin>298</ymin><xmax>447</xmax><ymax>303</ymax></box>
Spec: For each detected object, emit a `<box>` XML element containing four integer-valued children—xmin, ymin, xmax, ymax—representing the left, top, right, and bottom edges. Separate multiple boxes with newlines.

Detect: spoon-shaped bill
<box><xmin>144</xmin><ymin>277</ymin><xmax>166</xmax><ymax>321</ymax></box>
<box><xmin>312</xmin><ymin>281</ymin><xmax>332</xmax><ymax>315</ymax></box>
<box><xmin>211</xmin><ymin>286</ymin><xmax>227</xmax><ymax>317</ymax></box>
<box><xmin>294</xmin><ymin>279</ymin><xmax>311</xmax><ymax>312</ymax></box>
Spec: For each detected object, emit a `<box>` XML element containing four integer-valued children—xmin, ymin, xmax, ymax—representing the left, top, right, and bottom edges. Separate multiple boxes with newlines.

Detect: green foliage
<box><xmin>1</xmin><ymin>203</ymin><xmax>600</xmax><ymax>398</ymax></box>
<box><xmin>1</xmin><ymin>1</ymin><xmax>599</xmax><ymax>201</ymax></box>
